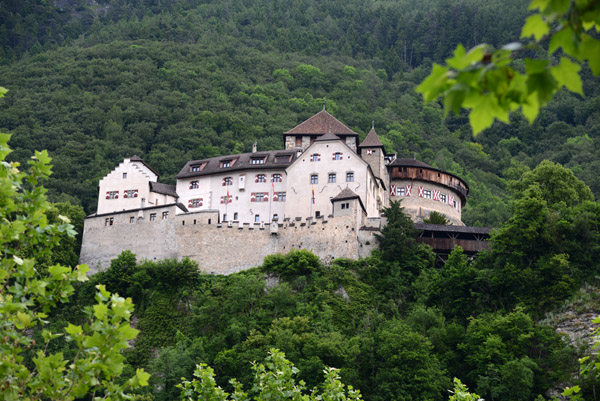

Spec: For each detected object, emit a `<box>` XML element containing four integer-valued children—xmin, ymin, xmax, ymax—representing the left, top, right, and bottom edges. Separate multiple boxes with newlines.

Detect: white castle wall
<box><xmin>80</xmin><ymin>204</ymin><xmax>379</xmax><ymax>274</ymax></box>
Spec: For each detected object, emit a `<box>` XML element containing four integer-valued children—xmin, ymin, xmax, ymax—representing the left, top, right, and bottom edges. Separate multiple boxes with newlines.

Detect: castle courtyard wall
<box><xmin>80</xmin><ymin>205</ymin><xmax>378</xmax><ymax>274</ymax></box>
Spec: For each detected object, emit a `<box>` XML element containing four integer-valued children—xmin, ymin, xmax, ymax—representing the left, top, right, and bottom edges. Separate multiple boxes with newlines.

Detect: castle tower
<box><xmin>358</xmin><ymin>125</ymin><xmax>388</xmax><ymax>184</ymax></box>
<box><xmin>387</xmin><ymin>159</ymin><xmax>469</xmax><ymax>225</ymax></box>
<box><xmin>283</xmin><ymin>110</ymin><xmax>359</xmax><ymax>152</ymax></box>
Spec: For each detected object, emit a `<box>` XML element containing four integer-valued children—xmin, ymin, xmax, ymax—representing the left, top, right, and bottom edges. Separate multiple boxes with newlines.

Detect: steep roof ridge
<box><xmin>358</xmin><ymin>127</ymin><xmax>384</xmax><ymax>148</ymax></box>
<box><xmin>284</xmin><ymin>110</ymin><xmax>358</xmax><ymax>136</ymax></box>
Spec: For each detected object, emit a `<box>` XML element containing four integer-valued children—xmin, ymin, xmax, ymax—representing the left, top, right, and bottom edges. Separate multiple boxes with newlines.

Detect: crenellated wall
<box><xmin>79</xmin><ymin>204</ymin><xmax>379</xmax><ymax>274</ymax></box>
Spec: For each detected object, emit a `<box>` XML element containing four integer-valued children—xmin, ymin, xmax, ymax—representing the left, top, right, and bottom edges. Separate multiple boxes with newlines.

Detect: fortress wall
<box><xmin>80</xmin><ymin>206</ymin><xmax>379</xmax><ymax>275</ymax></box>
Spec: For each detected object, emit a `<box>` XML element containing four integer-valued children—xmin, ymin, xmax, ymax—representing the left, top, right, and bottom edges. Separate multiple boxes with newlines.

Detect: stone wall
<box><xmin>80</xmin><ymin>204</ymin><xmax>379</xmax><ymax>275</ymax></box>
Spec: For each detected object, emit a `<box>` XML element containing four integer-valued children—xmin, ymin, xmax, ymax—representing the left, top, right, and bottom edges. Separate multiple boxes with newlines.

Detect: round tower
<box><xmin>387</xmin><ymin>159</ymin><xmax>469</xmax><ymax>225</ymax></box>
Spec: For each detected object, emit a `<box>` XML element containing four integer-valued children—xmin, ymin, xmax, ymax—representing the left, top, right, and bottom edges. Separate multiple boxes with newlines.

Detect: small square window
<box><xmin>310</xmin><ymin>174</ymin><xmax>318</xmax><ymax>185</ymax></box>
<box><xmin>122</xmin><ymin>172</ymin><xmax>127</xmax><ymax>179</ymax></box>
<box><xmin>328</xmin><ymin>173</ymin><xmax>336</xmax><ymax>183</ymax></box>
<box><xmin>150</xmin><ymin>213</ymin><xmax>156</xmax><ymax>221</ymax></box>
<box><xmin>424</xmin><ymin>189</ymin><xmax>432</xmax><ymax>199</ymax></box>
<box><xmin>162</xmin><ymin>211</ymin><xmax>168</xmax><ymax>220</ymax></box>
<box><xmin>129</xmin><ymin>216</ymin><xmax>134</xmax><ymax>223</ymax></box>
<box><xmin>234</xmin><ymin>212</ymin><xmax>239</xmax><ymax>220</ymax></box>
<box><xmin>346</xmin><ymin>172</ymin><xmax>354</xmax><ymax>182</ymax></box>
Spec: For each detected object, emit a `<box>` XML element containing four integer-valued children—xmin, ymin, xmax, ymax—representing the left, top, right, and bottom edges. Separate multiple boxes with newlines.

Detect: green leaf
<box><xmin>468</xmin><ymin>94</ymin><xmax>509</xmax><ymax>135</ymax></box>
<box><xmin>416</xmin><ymin>64</ymin><xmax>451</xmax><ymax>102</ymax></box>
<box><xmin>551</xmin><ymin>57</ymin><xmax>583</xmax><ymax>94</ymax></box>
<box><xmin>93</xmin><ymin>303</ymin><xmax>108</xmax><ymax>320</ymax></box>
<box><xmin>48</xmin><ymin>264</ymin><xmax>70</xmax><ymax>279</ymax></box>
<box><xmin>65</xmin><ymin>323</ymin><xmax>82</xmax><ymax>336</ymax></box>
<box><xmin>549</xmin><ymin>26</ymin><xmax>579</xmax><ymax>57</ymax></box>
<box><xmin>521</xmin><ymin>14</ymin><xmax>550</xmax><ymax>41</ymax></box>
<box><xmin>76</xmin><ymin>264</ymin><xmax>89</xmax><ymax>282</ymax></box>
<box><xmin>582</xmin><ymin>34</ymin><xmax>600</xmax><ymax>75</ymax></box>
<box><xmin>136</xmin><ymin>368</ymin><xmax>150</xmax><ymax>386</ymax></box>
<box><xmin>0</xmin><ymin>87</ymin><xmax>7</xmax><ymax>98</ymax></box>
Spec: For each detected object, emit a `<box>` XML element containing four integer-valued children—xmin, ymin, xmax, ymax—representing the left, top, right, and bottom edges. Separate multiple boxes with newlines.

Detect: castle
<box><xmin>80</xmin><ymin>110</ymin><xmax>474</xmax><ymax>273</ymax></box>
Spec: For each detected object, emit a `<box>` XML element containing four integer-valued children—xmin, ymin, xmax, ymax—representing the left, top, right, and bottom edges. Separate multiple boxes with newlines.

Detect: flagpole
<box><xmin>269</xmin><ymin>180</ymin><xmax>273</xmax><ymax>223</ymax></box>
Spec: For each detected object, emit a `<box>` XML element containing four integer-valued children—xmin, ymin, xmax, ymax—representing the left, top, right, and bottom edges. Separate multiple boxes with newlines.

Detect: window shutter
<box><xmin>189</xmin><ymin>183</ymin><xmax>193</xmax><ymax>190</ymax></box>
<box><xmin>273</xmin><ymin>193</ymin><xmax>279</xmax><ymax>201</ymax></box>
<box><xmin>188</xmin><ymin>200</ymin><xmax>193</xmax><ymax>208</ymax></box>
<box><xmin>134</xmin><ymin>189</ymin><xmax>138</xmax><ymax>198</ymax></box>
<box><xmin>264</xmin><ymin>193</ymin><xmax>269</xmax><ymax>202</ymax></box>
<box><xmin>250</xmin><ymin>193</ymin><xmax>256</xmax><ymax>202</ymax></box>
<box><xmin>222</xmin><ymin>178</ymin><xmax>225</xmax><ymax>186</ymax></box>
<box><xmin>406</xmin><ymin>185</ymin><xmax>412</xmax><ymax>196</ymax></box>
<box><xmin>115</xmin><ymin>192</ymin><xmax>119</xmax><ymax>199</ymax></box>
<box><xmin>390</xmin><ymin>185</ymin><xmax>396</xmax><ymax>196</ymax></box>
<box><xmin>106</xmin><ymin>192</ymin><xmax>110</xmax><ymax>199</ymax></box>
<box><xmin>255</xmin><ymin>175</ymin><xmax>259</xmax><ymax>183</ymax></box>
<box><xmin>199</xmin><ymin>199</ymin><xmax>203</xmax><ymax>206</ymax></box>
<box><xmin>418</xmin><ymin>186</ymin><xmax>424</xmax><ymax>197</ymax></box>
<box><xmin>318</xmin><ymin>154</ymin><xmax>321</xmax><ymax>161</ymax></box>
<box><xmin>124</xmin><ymin>191</ymin><xmax>128</xmax><ymax>198</ymax></box>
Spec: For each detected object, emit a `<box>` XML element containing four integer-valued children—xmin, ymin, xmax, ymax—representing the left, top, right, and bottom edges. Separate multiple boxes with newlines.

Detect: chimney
<box><xmin>252</xmin><ymin>142</ymin><xmax>257</xmax><ymax>153</ymax></box>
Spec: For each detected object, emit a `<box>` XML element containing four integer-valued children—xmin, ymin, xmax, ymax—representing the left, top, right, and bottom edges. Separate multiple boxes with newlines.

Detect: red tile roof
<box><xmin>285</xmin><ymin>110</ymin><xmax>358</xmax><ymax>136</ymax></box>
<box><xmin>358</xmin><ymin>128</ymin><xmax>384</xmax><ymax>148</ymax></box>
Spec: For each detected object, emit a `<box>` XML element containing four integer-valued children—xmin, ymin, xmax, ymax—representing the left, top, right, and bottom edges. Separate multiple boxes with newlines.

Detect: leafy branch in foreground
<box><xmin>417</xmin><ymin>0</ymin><xmax>600</xmax><ymax>134</ymax></box>
<box><xmin>0</xmin><ymin>131</ymin><xmax>148</xmax><ymax>400</ymax></box>
<box><xmin>178</xmin><ymin>349</ymin><xmax>362</xmax><ymax>401</ymax></box>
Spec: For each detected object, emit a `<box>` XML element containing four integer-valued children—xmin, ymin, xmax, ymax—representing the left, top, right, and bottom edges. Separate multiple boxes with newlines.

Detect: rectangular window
<box><xmin>296</xmin><ymin>136</ymin><xmax>302</xmax><ymax>147</ymax></box>
<box><xmin>190</xmin><ymin>198</ymin><xmax>203</xmax><ymax>208</ymax></box>
<box><xmin>223</xmin><ymin>213</ymin><xmax>227</xmax><ymax>222</ymax></box>
<box><xmin>311</xmin><ymin>153</ymin><xmax>320</xmax><ymax>162</ymax></box>
<box><xmin>277</xmin><ymin>192</ymin><xmax>286</xmax><ymax>202</ymax></box>
<box><xmin>333</xmin><ymin>152</ymin><xmax>342</xmax><ymax>160</ymax></box>
<box><xmin>122</xmin><ymin>172</ymin><xmax>127</xmax><ymax>179</ymax></box>
<box><xmin>223</xmin><ymin>177</ymin><xmax>233</xmax><ymax>186</ymax></box>
<box><xmin>220</xmin><ymin>195</ymin><xmax>232</xmax><ymax>204</ymax></box>
<box><xmin>424</xmin><ymin>189</ymin><xmax>432</xmax><ymax>199</ymax></box>
<box><xmin>105</xmin><ymin>217</ymin><xmax>113</xmax><ymax>226</ymax></box>
<box><xmin>233</xmin><ymin>212</ymin><xmax>239</xmax><ymax>220</ymax></box>
<box><xmin>129</xmin><ymin>216</ymin><xmax>134</xmax><ymax>223</ymax></box>
<box><xmin>191</xmin><ymin>165</ymin><xmax>200</xmax><ymax>172</ymax></box>
<box><xmin>190</xmin><ymin>181</ymin><xmax>199</xmax><ymax>189</ymax></box>
<box><xmin>440</xmin><ymin>194</ymin><xmax>447</xmax><ymax>203</ymax></box>
<box><xmin>221</xmin><ymin>160</ymin><xmax>231</xmax><ymax>168</ymax></box>
<box><xmin>255</xmin><ymin>215</ymin><xmax>260</xmax><ymax>223</ymax></box>
<box><xmin>256</xmin><ymin>174</ymin><xmax>266</xmax><ymax>183</ymax></box>
<box><xmin>310</xmin><ymin>174</ymin><xmax>318</xmax><ymax>185</ymax></box>
<box><xmin>255</xmin><ymin>192</ymin><xmax>266</xmax><ymax>202</ymax></box>
<box><xmin>125</xmin><ymin>189</ymin><xmax>137</xmax><ymax>198</ymax></box>
<box><xmin>106</xmin><ymin>191</ymin><xmax>119</xmax><ymax>200</ymax></box>
<box><xmin>346</xmin><ymin>172</ymin><xmax>354</xmax><ymax>182</ymax></box>
<box><xmin>272</xmin><ymin>174</ymin><xmax>282</xmax><ymax>182</ymax></box>
<box><xmin>162</xmin><ymin>211</ymin><xmax>168</xmax><ymax>220</ymax></box>
<box><xmin>328</xmin><ymin>173</ymin><xmax>336</xmax><ymax>183</ymax></box>
<box><xmin>398</xmin><ymin>187</ymin><xmax>406</xmax><ymax>196</ymax></box>
<box><xmin>150</xmin><ymin>213</ymin><xmax>156</xmax><ymax>221</ymax></box>
<box><xmin>251</xmin><ymin>158</ymin><xmax>265</xmax><ymax>165</ymax></box>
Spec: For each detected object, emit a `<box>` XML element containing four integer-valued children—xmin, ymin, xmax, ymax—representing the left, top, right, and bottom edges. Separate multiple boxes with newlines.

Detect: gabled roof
<box><xmin>331</xmin><ymin>187</ymin><xmax>366</xmax><ymax>214</ymax></box>
<box><xmin>358</xmin><ymin>128</ymin><xmax>384</xmax><ymax>148</ymax></box>
<box><xmin>331</xmin><ymin>187</ymin><xmax>360</xmax><ymax>201</ymax></box>
<box><xmin>149</xmin><ymin>182</ymin><xmax>178</xmax><ymax>198</ymax></box>
<box><xmin>176</xmin><ymin>150</ymin><xmax>298</xmax><ymax>179</ymax></box>
<box><xmin>129</xmin><ymin>155</ymin><xmax>160</xmax><ymax>177</ymax></box>
<box><xmin>284</xmin><ymin>110</ymin><xmax>358</xmax><ymax>136</ymax></box>
<box><xmin>315</xmin><ymin>131</ymin><xmax>341</xmax><ymax>142</ymax></box>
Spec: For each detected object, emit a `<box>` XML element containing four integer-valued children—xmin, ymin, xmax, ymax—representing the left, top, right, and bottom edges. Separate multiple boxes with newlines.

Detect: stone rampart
<box><xmin>80</xmin><ymin>204</ymin><xmax>379</xmax><ymax>274</ymax></box>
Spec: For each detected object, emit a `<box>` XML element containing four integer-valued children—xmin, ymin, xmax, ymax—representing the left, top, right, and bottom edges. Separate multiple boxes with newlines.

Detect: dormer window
<box><xmin>191</xmin><ymin>165</ymin><xmax>200</xmax><ymax>172</ymax></box>
<box><xmin>251</xmin><ymin>157</ymin><xmax>265</xmax><ymax>165</ymax></box>
<box><xmin>221</xmin><ymin>160</ymin><xmax>231</xmax><ymax>168</ymax></box>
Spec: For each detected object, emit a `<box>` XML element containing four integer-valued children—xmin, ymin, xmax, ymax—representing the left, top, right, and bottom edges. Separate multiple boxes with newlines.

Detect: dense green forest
<box><xmin>1</xmin><ymin>0</ymin><xmax>599</xmax><ymax>226</ymax></box>
<box><xmin>3</xmin><ymin>1</ymin><xmax>600</xmax><ymax>400</ymax></box>
<box><xmin>46</xmin><ymin>161</ymin><xmax>600</xmax><ymax>400</ymax></box>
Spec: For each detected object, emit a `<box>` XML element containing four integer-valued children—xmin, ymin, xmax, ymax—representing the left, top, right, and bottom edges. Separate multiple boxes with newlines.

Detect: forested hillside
<box><xmin>1</xmin><ymin>0</ymin><xmax>599</xmax><ymax>226</ymax></box>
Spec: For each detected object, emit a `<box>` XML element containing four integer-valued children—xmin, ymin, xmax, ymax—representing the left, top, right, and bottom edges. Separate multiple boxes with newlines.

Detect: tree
<box><xmin>178</xmin><ymin>349</ymin><xmax>362</xmax><ymax>401</ymax></box>
<box><xmin>423</xmin><ymin>211</ymin><xmax>450</xmax><ymax>225</ymax></box>
<box><xmin>417</xmin><ymin>0</ymin><xmax>600</xmax><ymax>134</ymax></box>
<box><xmin>0</xmin><ymin>129</ymin><xmax>148</xmax><ymax>400</ymax></box>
